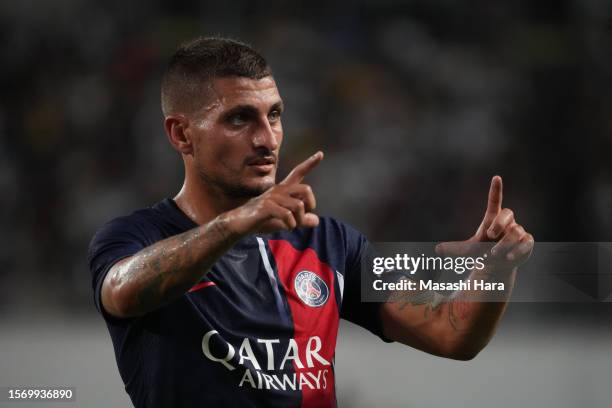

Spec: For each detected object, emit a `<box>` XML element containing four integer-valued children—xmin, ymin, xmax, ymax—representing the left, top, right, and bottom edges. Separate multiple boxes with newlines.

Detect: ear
<box><xmin>164</xmin><ymin>115</ymin><xmax>193</xmax><ymax>155</ymax></box>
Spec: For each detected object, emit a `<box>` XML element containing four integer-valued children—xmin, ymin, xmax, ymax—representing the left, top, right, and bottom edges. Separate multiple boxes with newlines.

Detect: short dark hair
<box><xmin>161</xmin><ymin>37</ymin><xmax>272</xmax><ymax>116</ymax></box>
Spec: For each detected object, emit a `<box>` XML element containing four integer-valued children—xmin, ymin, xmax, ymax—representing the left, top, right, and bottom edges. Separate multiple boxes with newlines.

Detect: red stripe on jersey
<box><xmin>268</xmin><ymin>239</ymin><xmax>338</xmax><ymax>408</ymax></box>
<box><xmin>188</xmin><ymin>281</ymin><xmax>216</xmax><ymax>292</ymax></box>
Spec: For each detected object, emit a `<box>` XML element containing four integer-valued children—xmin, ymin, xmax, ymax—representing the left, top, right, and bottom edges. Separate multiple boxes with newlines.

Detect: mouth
<box><xmin>246</xmin><ymin>157</ymin><xmax>276</xmax><ymax>174</ymax></box>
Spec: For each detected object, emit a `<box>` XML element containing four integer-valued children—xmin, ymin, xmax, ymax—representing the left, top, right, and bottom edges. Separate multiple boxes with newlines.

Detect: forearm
<box><xmin>383</xmin><ymin>265</ymin><xmax>517</xmax><ymax>359</ymax></box>
<box><xmin>442</xmin><ymin>265</ymin><xmax>517</xmax><ymax>356</ymax></box>
<box><xmin>102</xmin><ymin>213</ymin><xmax>240</xmax><ymax>317</ymax></box>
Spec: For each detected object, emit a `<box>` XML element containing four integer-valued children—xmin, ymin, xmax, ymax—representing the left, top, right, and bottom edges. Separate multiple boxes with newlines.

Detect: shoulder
<box><xmin>87</xmin><ymin>202</ymin><xmax>169</xmax><ymax>260</ymax></box>
<box><xmin>91</xmin><ymin>206</ymin><xmax>160</xmax><ymax>240</ymax></box>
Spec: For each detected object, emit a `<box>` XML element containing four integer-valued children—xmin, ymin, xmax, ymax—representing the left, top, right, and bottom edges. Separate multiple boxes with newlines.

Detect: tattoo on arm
<box><xmin>388</xmin><ymin>263</ymin><xmax>508</xmax><ymax>332</ymax></box>
<box><xmin>391</xmin><ymin>289</ymin><xmax>469</xmax><ymax>331</ymax></box>
<box><xmin>108</xmin><ymin>216</ymin><xmax>237</xmax><ymax>316</ymax></box>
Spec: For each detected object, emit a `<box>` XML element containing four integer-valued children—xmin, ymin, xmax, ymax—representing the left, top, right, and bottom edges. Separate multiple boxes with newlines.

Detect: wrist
<box><xmin>473</xmin><ymin>262</ymin><xmax>517</xmax><ymax>281</ymax></box>
<box><xmin>216</xmin><ymin>208</ymin><xmax>249</xmax><ymax>241</ymax></box>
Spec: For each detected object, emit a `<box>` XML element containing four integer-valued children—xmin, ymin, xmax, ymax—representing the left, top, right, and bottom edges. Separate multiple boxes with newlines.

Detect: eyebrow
<box><xmin>222</xmin><ymin>101</ymin><xmax>284</xmax><ymax>119</ymax></box>
<box><xmin>270</xmin><ymin>101</ymin><xmax>284</xmax><ymax>113</ymax></box>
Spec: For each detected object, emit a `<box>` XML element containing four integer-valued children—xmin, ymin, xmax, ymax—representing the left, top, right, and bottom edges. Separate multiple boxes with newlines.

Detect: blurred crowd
<box><xmin>1</xmin><ymin>0</ymin><xmax>611</xmax><ymax>312</ymax></box>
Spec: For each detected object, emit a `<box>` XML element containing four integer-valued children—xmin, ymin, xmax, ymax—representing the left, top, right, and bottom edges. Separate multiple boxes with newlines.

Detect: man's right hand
<box><xmin>225</xmin><ymin>151</ymin><xmax>324</xmax><ymax>235</ymax></box>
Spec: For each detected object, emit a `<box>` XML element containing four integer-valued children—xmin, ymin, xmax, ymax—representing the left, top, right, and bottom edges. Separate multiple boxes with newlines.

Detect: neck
<box><xmin>173</xmin><ymin>170</ymin><xmax>249</xmax><ymax>226</ymax></box>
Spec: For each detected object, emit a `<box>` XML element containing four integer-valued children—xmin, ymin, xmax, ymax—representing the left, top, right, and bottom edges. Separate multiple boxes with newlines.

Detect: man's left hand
<box><xmin>436</xmin><ymin>176</ymin><xmax>535</xmax><ymax>269</ymax></box>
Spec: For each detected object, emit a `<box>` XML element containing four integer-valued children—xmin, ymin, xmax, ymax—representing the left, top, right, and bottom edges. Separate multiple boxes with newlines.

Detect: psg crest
<box><xmin>294</xmin><ymin>270</ymin><xmax>329</xmax><ymax>307</ymax></box>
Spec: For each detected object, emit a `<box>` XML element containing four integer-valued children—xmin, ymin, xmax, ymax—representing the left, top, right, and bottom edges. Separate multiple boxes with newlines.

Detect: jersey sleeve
<box><xmin>87</xmin><ymin>216</ymin><xmax>149</xmax><ymax>320</ymax></box>
<box><xmin>339</xmin><ymin>222</ymin><xmax>393</xmax><ymax>343</ymax></box>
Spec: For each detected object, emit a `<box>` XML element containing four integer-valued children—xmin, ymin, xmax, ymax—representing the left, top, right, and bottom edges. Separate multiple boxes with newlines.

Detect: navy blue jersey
<box><xmin>88</xmin><ymin>198</ymin><xmax>388</xmax><ymax>408</ymax></box>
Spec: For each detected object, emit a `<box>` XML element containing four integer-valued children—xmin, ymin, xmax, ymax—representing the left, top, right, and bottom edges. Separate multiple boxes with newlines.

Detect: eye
<box><xmin>268</xmin><ymin>110</ymin><xmax>281</xmax><ymax>123</ymax></box>
<box><xmin>228</xmin><ymin>113</ymin><xmax>248</xmax><ymax>126</ymax></box>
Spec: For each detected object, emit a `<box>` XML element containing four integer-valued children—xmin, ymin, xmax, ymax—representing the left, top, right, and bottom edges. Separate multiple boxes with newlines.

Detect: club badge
<box><xmin>294</xmin><ymin>270</ymin><xmax>329</xmax><ymax>307</ymax></box>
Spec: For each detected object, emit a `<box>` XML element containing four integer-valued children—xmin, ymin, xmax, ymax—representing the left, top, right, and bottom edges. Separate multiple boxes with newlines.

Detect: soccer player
<box><xmin>88</xmin><ymin>37</ymin><xmax>534</xmax><ymax>408</ymax></box>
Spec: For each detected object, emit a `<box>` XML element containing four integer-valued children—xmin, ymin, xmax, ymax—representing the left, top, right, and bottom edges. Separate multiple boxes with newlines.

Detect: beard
<box><xmin>197</xmin><ymin>167</ymin><xmax>274</xmax><ymax>199</ymax></box>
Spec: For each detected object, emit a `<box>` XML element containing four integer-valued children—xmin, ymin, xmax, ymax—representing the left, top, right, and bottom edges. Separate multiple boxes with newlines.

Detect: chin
<box><xmin>249</xmin><ymin>177</ymin><xmax>276</xmax><ymax>194</ymax></box>
<box><xmin>230</xmin><ymin>176</ymin><xmax>276</xmax><ymax>198</ymax></box>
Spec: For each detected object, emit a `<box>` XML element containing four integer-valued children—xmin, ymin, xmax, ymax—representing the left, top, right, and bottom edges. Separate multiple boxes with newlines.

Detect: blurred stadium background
<box><xmin>0</xmin><ymin>0</ymin><xmax>611</xmax><ymax>407</ymax></box>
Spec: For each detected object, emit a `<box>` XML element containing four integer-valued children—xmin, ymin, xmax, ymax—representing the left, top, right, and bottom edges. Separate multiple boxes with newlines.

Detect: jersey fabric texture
<box><xmin>88</xmin><ymin>198</ymin><xmax>389</xmax><ymax>408</ymax></box>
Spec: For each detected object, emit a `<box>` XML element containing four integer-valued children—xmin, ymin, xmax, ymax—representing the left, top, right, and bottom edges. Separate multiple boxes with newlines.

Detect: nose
<box><xmin>252</xmin><ymin>119</ymin><xmax>280</xmax><ymax>151</ymax></box>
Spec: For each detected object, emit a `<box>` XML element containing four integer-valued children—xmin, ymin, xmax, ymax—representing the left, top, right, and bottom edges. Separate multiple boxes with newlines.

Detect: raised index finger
<box><xmin>485</xmin><ymin>175</ymin><xmax>503</xmax><ymax>217</ymax></box>
<box><xmin>280</xmin><ymin>151</ymin><xmax>324</xmax><ymax>185</ymax></box>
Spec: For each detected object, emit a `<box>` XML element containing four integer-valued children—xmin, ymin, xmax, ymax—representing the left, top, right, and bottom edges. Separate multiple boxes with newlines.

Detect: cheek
<box><xmin>273</xmin><ymin>125</ymin><xmax>283</xmax><ymax>148</ymax></box>
<box><xmin>194</xmin><ymin>131</ymin><xmax>246</xmax><ymax>173</ymax></box>
<box><xmin>196</xmin><ymin>140</ymin><xmax>227</xmax><ymax>170</ymax></box>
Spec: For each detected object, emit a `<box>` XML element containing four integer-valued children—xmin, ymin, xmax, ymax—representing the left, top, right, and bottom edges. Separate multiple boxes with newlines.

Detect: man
<box><xmin>88</xmin><ymin>37</ymin><xmax>533</xmax><ymax>408</ymax></box>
